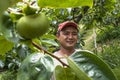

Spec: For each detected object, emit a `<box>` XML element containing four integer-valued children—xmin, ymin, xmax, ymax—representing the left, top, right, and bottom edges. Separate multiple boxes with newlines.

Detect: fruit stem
<box><xmin>32</xmin><ymin>41</ymin><xmax>69</xmax><ymax>67</ymax></box>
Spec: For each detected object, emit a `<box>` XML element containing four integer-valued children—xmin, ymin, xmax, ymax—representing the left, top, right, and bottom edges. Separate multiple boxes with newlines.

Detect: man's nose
<box><xmin>68</xmin><ymin>33</ymin><xmax>73</xmax><ymax>38</ymax></box>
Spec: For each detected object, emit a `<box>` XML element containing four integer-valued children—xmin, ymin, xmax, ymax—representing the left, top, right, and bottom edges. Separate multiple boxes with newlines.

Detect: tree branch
<box><xmin>32</xmin><ymin>41</ymin><xmax>69</xmax><ymax>67</ymax></box>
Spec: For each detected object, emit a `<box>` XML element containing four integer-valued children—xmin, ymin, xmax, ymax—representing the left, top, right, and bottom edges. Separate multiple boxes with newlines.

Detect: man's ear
<box><xmin>56</xmin><ymin>34</ymin><xmax>59</xmax><ymax>40</ymax></box>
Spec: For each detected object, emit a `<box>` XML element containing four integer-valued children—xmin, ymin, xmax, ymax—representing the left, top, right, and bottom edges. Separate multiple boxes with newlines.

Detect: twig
<box><xmin>32</xmin><ymin>41</ymin><xmax>69</xmax><ymax>67</ymax></box>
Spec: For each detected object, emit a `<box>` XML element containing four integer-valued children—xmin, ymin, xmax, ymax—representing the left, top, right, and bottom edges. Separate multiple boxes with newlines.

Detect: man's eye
<box><xmin>63</xmin><ymin>32</ymin><xmax>69</xmax><ymax>35</ymax></box>
<box><xmin>72</xmin><ymin>32</ymin><xmax>78</xmax><ymax>35</ymax></box>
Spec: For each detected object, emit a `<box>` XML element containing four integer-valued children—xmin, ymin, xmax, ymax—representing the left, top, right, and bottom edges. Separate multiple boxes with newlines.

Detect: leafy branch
<box><xmin>32</xmin><ymin>41</ymin><xmax>69</xmax><ymax>67</ymax></box>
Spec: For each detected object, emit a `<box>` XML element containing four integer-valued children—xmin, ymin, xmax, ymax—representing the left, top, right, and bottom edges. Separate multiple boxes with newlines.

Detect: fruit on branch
<box><xmin>16</xmin><ymin>13</ymin><xmax>50</xmax><ymax>39</ymax></box>
<box><xmin>22</xmin><ymin>3</ymin><xmax>37</xmax><ymax>15</ymax></box>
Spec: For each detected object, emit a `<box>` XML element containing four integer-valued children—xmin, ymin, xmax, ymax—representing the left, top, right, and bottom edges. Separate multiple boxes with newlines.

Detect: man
<box><xmin>53</xmin><ymin>21</ymin><xmax>79</xmax><ymax>66</ymax></box>
<box><xmin>51</xmin><ymin>21</ymin><xmax>79</xmax><ymax>80</ymax></box>
<box><xmin>54</xmin><ymin>21</ymin><xmax>79</xmax><ymax>58</ymax></box>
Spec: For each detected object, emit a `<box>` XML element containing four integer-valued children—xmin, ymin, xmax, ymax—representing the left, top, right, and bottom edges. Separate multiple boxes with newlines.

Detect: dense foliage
<box><xmin>0</xmin><ymin>0</ymin><xmax>120</xmax><ymax>80</ymax></box>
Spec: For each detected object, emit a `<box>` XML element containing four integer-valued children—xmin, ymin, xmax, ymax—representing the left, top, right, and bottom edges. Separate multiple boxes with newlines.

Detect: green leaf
<box><xmin>70</xmin><ymin>50</ymin><xmax>117</xmax><ymax>80</ymax></box>
<box><xmin>0</xmin><ymin>60</ymin><xmax>4</xmax><ymax>68</ymax></box>
<box><xmin>104</xmin><ymin>0</ymin><xmax>116</xmax><ymax>12</ymax></box>
<box><xmin>17</xmin><ymin>53</ymin><xmax>55</xmax><ymax>80</ymax></box>
<box><xmin>37</xmin><ymin>0</ymin><xmax>93</xmax><ymax>8</ymax></box>
<box><xmin>112</xmin><ymin>68</ymin><xmax>120</xmax><ymax>80</ymax></box>
<box><xmin>0</xmin><ymin>12</ymin><xmax>19</xmax><ymax>43</ymax></box>
<box><xmin>54</xmin><ymin>65</ymin><xmax>80</xmax><ymax>80</ymax></box>
<box><xmin>0</xmin><ymin>0</ymin><xmax>21</xmax><ymax>18</ymax></box>
<box><xmin>41</xmin><ymin>39</ymin><xmax>59</xmax><ymax>47</ymax></box>
<box><xmin>41</xmin><ymin>34</ymin><xmax>56</xmax><ymax>39</ymax></box>
<box><xmin>67</xmin><ymin>57</ymin><xmax>92</xmax><ymax>80</ymax></box>
<box><xmin>0</xmin><ymin>36</ymin><xmax>14</xmax><ymax>55</ymax></box>
<box><xmin>41</xmin><ymin>34</ymin><xmax>58</xmax><ymax>46</ymax></box>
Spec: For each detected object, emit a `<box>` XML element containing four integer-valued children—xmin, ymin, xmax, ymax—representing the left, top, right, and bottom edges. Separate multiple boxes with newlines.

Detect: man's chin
<box><xmin>67</xmin><ymin>43</ymin><xmax>75</xmax><ymax>46</ymax></box>
<box><xmin>66</xmin><ymin>45</ymin><xmax>75</xmax><ymax>49</ymax></box>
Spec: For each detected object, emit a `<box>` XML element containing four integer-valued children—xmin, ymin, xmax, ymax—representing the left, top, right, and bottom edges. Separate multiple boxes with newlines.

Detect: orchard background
<box><xmin>0</xmin><ymin>0</ymin><xmax>120</xmax><ymax>80</ymax></box>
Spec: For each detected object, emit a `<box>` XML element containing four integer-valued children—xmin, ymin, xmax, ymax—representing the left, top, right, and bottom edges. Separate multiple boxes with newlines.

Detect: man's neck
<box><xmin>58</xmin><ymin>47</ymin><xmax>75</xmax><ymax>56</ymax></box>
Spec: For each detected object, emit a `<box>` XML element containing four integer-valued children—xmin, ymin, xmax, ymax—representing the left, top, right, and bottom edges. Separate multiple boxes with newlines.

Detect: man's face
<box><xmin>57</xmin><ymin>26</ymin><xmax>78</xmax><ymax>49</ymax></box>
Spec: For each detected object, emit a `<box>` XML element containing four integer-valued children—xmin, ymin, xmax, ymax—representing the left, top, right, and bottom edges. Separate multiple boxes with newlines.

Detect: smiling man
<box><xmin>54</xmin><ymin>21</ymin><xmax>79</xmax><ymax>57</ymax></box>
<box><xmin>51</xmin><ymin>21</ymin><xmax>79</xmax><ymax>80</ymax></box>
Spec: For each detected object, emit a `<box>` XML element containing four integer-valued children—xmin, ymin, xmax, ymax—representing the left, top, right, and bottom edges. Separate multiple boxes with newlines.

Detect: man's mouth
<box><xmin>66</xmin><ymin>41</ymin><xmax>74</xmax><ymax>44</ymax></box>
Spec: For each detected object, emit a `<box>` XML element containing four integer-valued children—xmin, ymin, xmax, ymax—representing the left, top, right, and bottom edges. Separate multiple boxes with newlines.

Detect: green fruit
<box><xmin>16</xmin><ymin>13</ymin><xmax>50</xmax><ymax>39</ymax></box>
